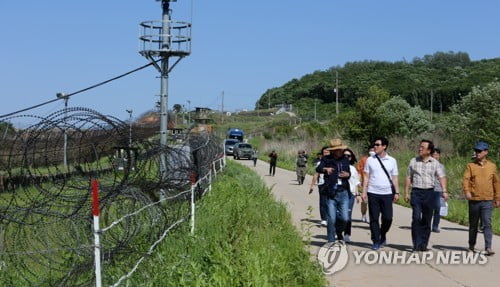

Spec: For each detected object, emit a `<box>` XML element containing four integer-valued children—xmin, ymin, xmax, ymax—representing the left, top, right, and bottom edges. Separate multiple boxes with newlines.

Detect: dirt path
<box><xmin>235</xmin><ymin>158</ymin><xmax>499</xmax><ymax>287</ymax></box>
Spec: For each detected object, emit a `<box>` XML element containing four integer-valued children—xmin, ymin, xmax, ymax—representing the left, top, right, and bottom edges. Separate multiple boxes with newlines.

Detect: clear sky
<box><xmin>0</xmin><ymin>0</ymin><xmax>498</xmax><ymax>125</ymax></box>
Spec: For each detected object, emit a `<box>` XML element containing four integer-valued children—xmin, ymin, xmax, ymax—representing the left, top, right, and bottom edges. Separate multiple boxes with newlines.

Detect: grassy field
<box><xmin>116</xmin><ymin>160</ymin><xmax>326</xmax><ymax>287</ymax></box>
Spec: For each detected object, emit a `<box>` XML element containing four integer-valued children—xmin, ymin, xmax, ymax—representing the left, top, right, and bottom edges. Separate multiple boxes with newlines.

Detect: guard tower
<box><xmin>139</xmin><ymin>0</ymin><xmax>191</xmax><ymax>179</ymax></box>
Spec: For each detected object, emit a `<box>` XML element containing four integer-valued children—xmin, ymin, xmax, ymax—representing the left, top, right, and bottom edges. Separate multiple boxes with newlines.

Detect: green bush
<box><xmin>445</xmin><ymin>81</ymin><xmax>500</xmax><ymax>157</ymax></box>
<box><xmin>328</xmin><ymin>110</ymin><xmax>364</xmax><ymax>140</ymax></box>
<box><xmin>263</xmin><ymin>131</ymin><xmax>272</xmax><ymax>140</ymax></box>
<box><xmin>376</xmin><ymin>96</ymin><xmax>434</xmax><ymax>137</ymax></box>
<box><xmin>275</xmin><ymin>125</ymin><xmax>294</xmax><ymax>137</ymax></box>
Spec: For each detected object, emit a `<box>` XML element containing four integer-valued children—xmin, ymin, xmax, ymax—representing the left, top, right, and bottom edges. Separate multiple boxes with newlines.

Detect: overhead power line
<box><xmin>0</xmin><ymin>61</ymin><xmax>157</xmax><ymax>119</ymax></box>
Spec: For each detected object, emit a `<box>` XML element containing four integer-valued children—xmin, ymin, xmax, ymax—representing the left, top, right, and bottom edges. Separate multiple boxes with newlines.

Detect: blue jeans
<box><xmin>469</xmin><ymin>200</ymin><xmax>494</xmax><ymax>248</ymax></box>
<box><xmin>326</xmin><ymin>189</ymin><xmax>349</xmax><ymax>242</ymax></box>
<box><xmin>318</xmin><ymin>184</ymin><xmax>328</xmax><ymax>221</ymax></box>
<box><xmin>432</xmin><ymin>191</ymin><xmax>442</xmax><ymax>230</ymax></box>
<box><xmin>343</xmin><ymin>193</ymin><xmax>356</xmax><ymax>236</ymax></box>
<box><xmin>411</xmin><ymin>188</ymin><xmax>435</xmax><ymax>250</ymax></box>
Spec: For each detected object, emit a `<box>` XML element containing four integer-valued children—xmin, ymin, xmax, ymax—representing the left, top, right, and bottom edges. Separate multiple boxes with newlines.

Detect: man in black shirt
<box><xmin>316</xmin><ymin>139</ymin><xmax>351</xmax><ymax>244</ymax></box>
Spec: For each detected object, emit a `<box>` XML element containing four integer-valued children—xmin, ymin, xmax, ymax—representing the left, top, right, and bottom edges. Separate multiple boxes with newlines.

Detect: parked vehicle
<box><xmin>224</xmin><ymin>138</ymin><xmax>240</xmax><ymax>156</ymax></box>
<box><xmin>233</xmin><ymin>142</ymin><xmax>253</xmax><ymax>160</ymax></box>
<box><xmin>227</xmin><ymin>128</ymin><xmax>244</xmax><ymax>142</ymax></box>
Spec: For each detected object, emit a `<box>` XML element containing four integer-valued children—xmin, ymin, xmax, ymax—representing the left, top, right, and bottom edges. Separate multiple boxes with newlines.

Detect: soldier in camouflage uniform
<box><xmin>296</xmin><ymin>150</ymin><xmax>308</xmax><ymax>185</ymax></box>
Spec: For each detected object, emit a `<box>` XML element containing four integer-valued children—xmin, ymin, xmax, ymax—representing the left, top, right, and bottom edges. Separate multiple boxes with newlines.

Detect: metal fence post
<box><xmin>208</xmin><ymin>170</ymin><xmax>212</xmax><ymax>193</ymax></box>
<box><xmin>190</xmin><ymin>182</ymin><xmax>195</xmax><ymax>235</ymax></box>
<box><xmin>91</xmin><ymin>179</ymin><xmax>102</xmax><ymax>287</ymax></box>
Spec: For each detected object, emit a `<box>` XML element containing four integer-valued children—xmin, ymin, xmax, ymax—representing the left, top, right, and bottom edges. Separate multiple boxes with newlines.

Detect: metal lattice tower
<box><xmin>139</xmin><ymin>0</ymin><xmax>191</xmax><ymax>179</ymax></box>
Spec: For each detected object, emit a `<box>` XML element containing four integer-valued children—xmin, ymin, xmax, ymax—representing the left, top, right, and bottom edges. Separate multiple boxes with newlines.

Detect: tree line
<box><xmin>255</xmin><ymin>51</ymin><xmax>499</xmax><ymax>156</ymax></box>
<box><xmin>257</xmin><ymin>51</ymin><xmax>499</xmax><ymax>113</ymax></box>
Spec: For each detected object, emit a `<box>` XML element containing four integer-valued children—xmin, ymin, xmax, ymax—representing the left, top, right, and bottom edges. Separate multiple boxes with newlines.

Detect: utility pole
<box><xmin>430</xmin><ymin>89</ymin><xmax>433</xmax><ymax>122</ymax></box>
<box><xmin>56</xmin><ymin>92</ymin><xmax>68</xmax><ymax>170</ymax></box>
<box><xmin>221</xmin><ymin>91</ymin><xmax>224</xmax><ymax>123</ymax></box>
<box><xmin>314</xmin><ymin>98</ymin><xmax>317</xmax><ymax>121</ymax></box>
<box><xmin>126</xmin><ymin>109</ymin><xmax>133</xmax><ymax>147</ymax></box>
<box><xmin>139</xmin><ymin>0</ymin><xmax>191</xmax><ymax>180</ymax></box>
<box><xmin>335</xmin><ymin>70</ymin><xmax>339</xmax><ymax>115</ymax></box>
<box><xmin>268</xmin><ymin>94</ymin><xmax>270</xmax><ymax>109</ymax></box>
<box><xmin>187</xmin><ymin>100</ymin><xmax>191</xmax><ymax>126</ymax></box>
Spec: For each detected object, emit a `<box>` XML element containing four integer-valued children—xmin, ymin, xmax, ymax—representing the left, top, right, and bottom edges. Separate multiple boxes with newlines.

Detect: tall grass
<box><xmin>120</xmin><ymin>161</ymin><xmax>326</xmax><ymax>287</ymax></box>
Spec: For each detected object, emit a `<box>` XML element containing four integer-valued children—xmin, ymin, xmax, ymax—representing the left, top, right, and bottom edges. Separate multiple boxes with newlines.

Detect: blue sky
<box><xmin>0</xmin><ymin>0</ymin><xmax>498</xmax><ymax>125</ymax></box>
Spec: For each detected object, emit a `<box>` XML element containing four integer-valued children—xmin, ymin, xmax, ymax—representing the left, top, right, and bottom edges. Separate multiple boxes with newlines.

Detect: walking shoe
<box><xmin>361</xmin><ymin>215</ymin><xmax>368</xmax><ymax>223</ymax></box>
<box><xmin>320</xmin><ymin>220</ymin><xmax>327</xmax><ymax>226</ymax></box>
<box><xmin>372</xmin><ymin>243</ymin><xmax>380</xmax><ymax>250</ymax></box>
<box><xmin>468</xmin><ymin>246</ymin><xmax>475</xmax><ymax>252</ymax></box>
<box><xmin>380</xmin><ymin>240</ymin><xmax>387</xmax><ymax>248</ymax></box>
<box><xmin>343</xmin><ymin>235</ymin><xmax>351</xmax><ymax>243</ymax></box>
<box><xmin>485</xmin><ymin>248</ymin><xmax>495</xmax><ymax>256</ymax></box>
<box><xmin>432</xmin><ymin>228</ymin><xmax>440</xmax><ymax>233</ymax></box>
<box><xmin>324</xmin><ymin>242</ymin><xmax>335</xmax><ymax>249</ymax></box>
<box><xmin>336</xmin><ymin>240</ymin><xmax>345</xmax><ymax>246</ymax></box>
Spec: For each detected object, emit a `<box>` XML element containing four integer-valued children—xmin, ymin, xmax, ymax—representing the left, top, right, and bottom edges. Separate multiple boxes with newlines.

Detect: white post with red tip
<box><xmin>91</xmin><ymin>179</ymin><xmax>102</xmax><ymax>287</ymax></box>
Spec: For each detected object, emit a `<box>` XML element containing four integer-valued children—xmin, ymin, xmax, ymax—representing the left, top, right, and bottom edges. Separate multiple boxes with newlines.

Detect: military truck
<box><xmin>227</xmin><ymin>128</ymin><xmax>244</xmax><ymax>142</ymax></box>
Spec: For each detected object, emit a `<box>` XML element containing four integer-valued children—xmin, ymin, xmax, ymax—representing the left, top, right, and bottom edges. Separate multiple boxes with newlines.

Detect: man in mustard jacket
<box><xmin>463</xmin><ymin>141</ymin><xmax>500</xmax><ymax>256</ymax></box>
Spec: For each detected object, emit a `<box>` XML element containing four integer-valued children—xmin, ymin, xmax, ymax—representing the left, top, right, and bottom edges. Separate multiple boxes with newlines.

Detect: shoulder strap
<box><xmin>375</xmin><ymin>155</ymin><xmax>394</xmax><ymax>187</ymax></box>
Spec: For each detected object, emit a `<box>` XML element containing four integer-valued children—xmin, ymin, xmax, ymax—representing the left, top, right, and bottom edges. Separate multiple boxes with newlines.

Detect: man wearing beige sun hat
<box><xmin>316</xmin><ymin>138</ymin><xmax>351</xmax><ymax>244</ymax></box>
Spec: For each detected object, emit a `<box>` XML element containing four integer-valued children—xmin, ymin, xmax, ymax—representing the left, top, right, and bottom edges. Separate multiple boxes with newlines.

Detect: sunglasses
<box><xmin>344</xmin><ymin>154</ymin><xmax>352</xmax><ymax>158</ymax></box>
<box><xmin>373</xmin><ymin>143</ymin><xmax>382</xmax><ymax>147</ymax></box>
<box><xmin>474</xmin><ymin>149</ymin><xmax>484</xmax><ymax>153</ymax></box>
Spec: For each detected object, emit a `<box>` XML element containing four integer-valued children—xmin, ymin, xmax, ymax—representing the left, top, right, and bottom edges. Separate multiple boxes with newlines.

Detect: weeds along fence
<box><xmin>0</xmin><ymin>107</ymin><xmax>225</xmax><ymax>286</ymax></box>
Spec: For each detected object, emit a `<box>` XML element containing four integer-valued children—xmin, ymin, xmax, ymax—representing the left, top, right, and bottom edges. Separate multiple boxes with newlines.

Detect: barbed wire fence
<box><xmin>0</xmin><ymin>107</ymin><xmax>225</xmax><ymax>286</ymax></box>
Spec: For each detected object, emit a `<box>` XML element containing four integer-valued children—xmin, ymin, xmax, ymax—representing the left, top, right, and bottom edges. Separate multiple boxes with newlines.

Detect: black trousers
<box><xmin>269</xmin><ymin>163</ymin><xmax>276</xmax><ymax>176</ymax></box>
<box><xmin>367</xmin><ymin>193</ymin><xmax>393</xmax><ymax>244</ymax></box>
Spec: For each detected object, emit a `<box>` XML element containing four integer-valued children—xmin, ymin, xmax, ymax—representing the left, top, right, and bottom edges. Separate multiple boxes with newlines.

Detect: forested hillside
<box><xmin>257</xmin><ymin>51</ymin><xmax>499</xmax><ymax>112</ymax></box>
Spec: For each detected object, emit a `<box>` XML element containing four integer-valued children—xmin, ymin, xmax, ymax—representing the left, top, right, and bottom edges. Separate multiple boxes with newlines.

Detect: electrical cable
<box><xmin>0</xmin><ymin>61</ymin><xmax>157</xmax><ymax>119</ymax></box>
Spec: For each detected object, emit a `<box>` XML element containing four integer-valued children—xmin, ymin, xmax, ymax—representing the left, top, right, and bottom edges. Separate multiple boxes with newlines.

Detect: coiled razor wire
<box><xmin>0</xmin><ymin>107</ymin><xmax>224</xmax><ymax>286</ymax></box>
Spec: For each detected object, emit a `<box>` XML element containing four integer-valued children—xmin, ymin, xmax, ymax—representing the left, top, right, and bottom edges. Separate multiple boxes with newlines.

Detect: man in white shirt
<box><xmin>362</xmin><ymin>136</ymin><xmax>399</xmax><ymax>250</ymax></box>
